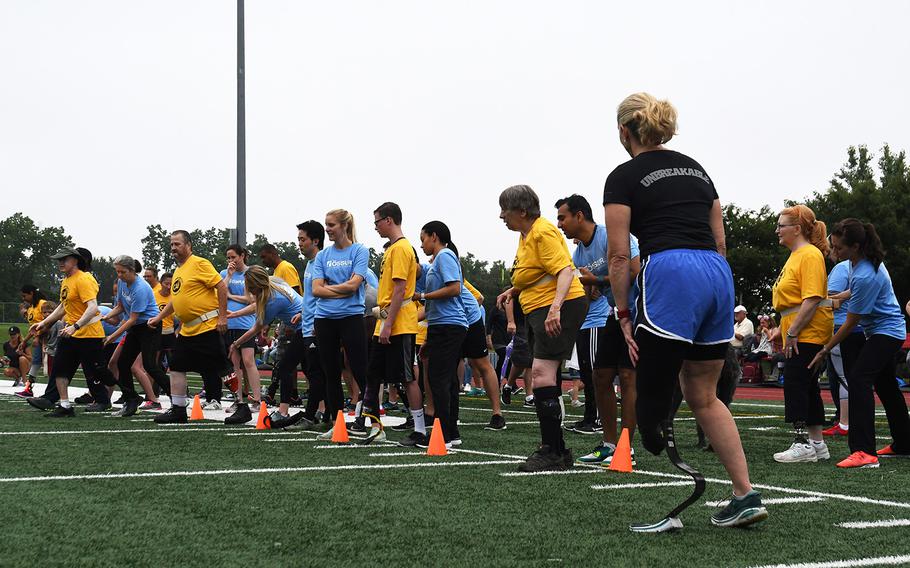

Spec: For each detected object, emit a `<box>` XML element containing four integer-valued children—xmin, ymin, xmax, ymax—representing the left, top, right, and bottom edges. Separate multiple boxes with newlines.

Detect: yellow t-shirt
<box><xmin>26</xmin><ymin>299</ymin><xmax>47</xmax><ymax>326</ymax></box>
<box><xmin>464</xmin><ymin>279</ymin><xmax>483</xmax><ymax>303</ymax></box>
<box><xmin>59</xmin><ymin>270</ymin><xmax>104</xmax><ymax>338</ymax></box>
<box><xmin>274</xmin><ymin>260</ymin><xmax>301</xmax><ymax>290</ymax></box>
<box><xmin>374</xmin><ymin>238</ymin><xmax>419</xmax><ymax>336</ymax></box>
<box><xmin>511</xmin><ymin>217</ymin><xmax>585</xmax><ymax>314</ymax></box>
<box><xmin>171</xmin><ymin>255</ymin><xmax>222</xmax><ymax>337</ymax></box>
<box><xmin>153</xmin><ymin>287</ymin><xmax>175</xmax><ymax>331</ymax></box>
<box><xmin>772</xmin><ymin>245</ymin><xmax>833</xmax><ymax>345</ymax></box>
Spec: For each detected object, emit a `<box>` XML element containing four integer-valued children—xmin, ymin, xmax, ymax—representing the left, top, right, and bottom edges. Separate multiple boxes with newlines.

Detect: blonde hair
<box><xmin>244</xmin><ymin>265</ymin><xmax>294</xmax><ymax>324</ymax></box>
<box><xmin>617</xmin><ymin>92</ymin><xmax>678</xmax><ymax>147</ymax></box>
<box><xmin>780</xmin><ymin>204</ymin><xmax>829</xmax><ymax>256</ymax></box>
<box><xmin>327</xmin><ymin>208</ymin><xmax>357</xmax><ymax>242</ymax></box>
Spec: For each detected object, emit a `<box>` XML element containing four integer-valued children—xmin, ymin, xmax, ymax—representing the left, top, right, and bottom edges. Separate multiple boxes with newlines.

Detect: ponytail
<box><xmin>780</xmin><ymin>204</ymin><xmax>829</xmax><ymax>256</ymax></box>
<box><xmin>327</xmin><ymin>209</ymin><xmax>357</xmax><ymax>243</ymax></box>
<box><xmin>245</xmin><ymin>265</ymin><xmax>295</xmax><ymax>324</ymax></box>
<box><xmin>831</xmin><ymin>218</ymin><xmax>886</xmax><ymax>271</ymax></box>
<box><xmin>421</xmin><ymin>221</ymin><xmax>459</xmax><ymax>257</ymax></box>
<box><xmin>20</xmin><ymin>284</ymin><xmax>46</xmax><ymax>306</ymax></box>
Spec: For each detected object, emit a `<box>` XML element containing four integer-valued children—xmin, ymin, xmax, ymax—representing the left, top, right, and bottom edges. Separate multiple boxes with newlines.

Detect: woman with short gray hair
<box><xmin>496</xmin><ymin>184</ymin><xmax>588</xmax><ymax>472</ymax></box>
<box><xmin>102</xmin><ymin>255</ymin><xmax>170</xmax><ymax>417</ymax></box>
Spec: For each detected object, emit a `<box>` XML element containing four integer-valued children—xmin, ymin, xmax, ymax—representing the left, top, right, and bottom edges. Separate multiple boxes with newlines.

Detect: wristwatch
<box><xmin>73</xmin><ymin>323</ymin><xmax>81</xmax><ymax>331</ymax></box>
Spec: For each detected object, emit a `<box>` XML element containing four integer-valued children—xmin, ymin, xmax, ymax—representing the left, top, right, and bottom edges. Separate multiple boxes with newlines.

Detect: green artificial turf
<box><xmin>1</xmin><ymin>382</ymin><xmax>909</xmax><ymax>568</ymax></box>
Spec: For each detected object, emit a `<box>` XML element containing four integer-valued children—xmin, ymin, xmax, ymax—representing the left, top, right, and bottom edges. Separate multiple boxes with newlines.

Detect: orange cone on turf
<box><xmin>608</xmin><ymin>427</ymin><xmax>633</xmax><ymax>472</ymax></box>
<box><xmin>426</xmin><ymin>418</ymin><xmax>448</xmax><ymax>456</ymax></box>
<box><xmin>331</xmin><ymin>410</ymin><xmax>350</xmax><ymax>443</ymax></box>
<box><xmin>255</xmin><ymin>401</ymin><xmax>270</xmax><ymax>430</ymax></box>
<box><xmin>189</xmin><ymin>394</ymin><xmax>204</xmax><ymax>421</ymax></box>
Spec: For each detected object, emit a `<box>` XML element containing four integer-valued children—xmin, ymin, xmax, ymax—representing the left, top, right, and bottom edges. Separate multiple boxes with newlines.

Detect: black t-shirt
<box><xmin>3</xmin><ymin>341</ymin><xmax>21</xmax><ymax>363</ymax></box>
<box><xmin>603</xmin><ymin>150</ymin><xmax>719</xmax><ymax>258</ymax></box>
<box><xmin>485</xmin><ymin>307</ymin><xmax>509</xmax><ymax>349</ymax></box>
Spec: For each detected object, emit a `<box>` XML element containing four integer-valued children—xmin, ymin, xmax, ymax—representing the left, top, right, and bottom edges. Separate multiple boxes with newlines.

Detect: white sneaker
<box><xmin>370</xmin><ymin>427</ymin><xmax>386</xmax><ymax>442</ymax></box>
<box><xmin>318</xmin><ymin>427</ymin><xmax>335</xmax><ymax>441</ymax></box>
<box><xmin>812</xmin><ymin>441</ymin><xmax>830</xmax><ymax>460</ymax></box>
<box><xmin>202</xmin><ymin>400</ymin><xmax>222</xmax><ymax>411</ymax></box>
<box><xmin>570</xmin><ymin>399</ymin><xmax>584</xmax><ymax>408</ymax></box>
<box><xmin>774</xmin><ymin>442</ymin><xmax>817</xmax><ymax>463</ymax></box>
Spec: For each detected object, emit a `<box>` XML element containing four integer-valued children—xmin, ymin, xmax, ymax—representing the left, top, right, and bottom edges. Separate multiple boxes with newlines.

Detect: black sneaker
<box><xmin>485</xmin><ymin>414</ymin><xmax>507</xmax><ymax>431</ymax></box>
<box><xmin>517</xmin><ymin>445</ymin><xmax>569</xmax><ymax>473</ymax></box>
<box><xmin>46</xmin><ymin>404</ymin><xmax>75</xmax><ymax>418</ymax></box>
<box><xmin>568</xmin><ymin>420</ymin><xmax>598</xmax><ymax>435</ymax></box>
<box><xmin>501</xmin><ymin>384</ymin><xmax>513</xmax><ymax>405</ymax></box>
<box><xmin>561</xmin><ymin>448</ymin><xmax>574</xmax><ymax>468</ymax></box>
<box><xmin>154</xmin><ymin>405</ymin><xmax>188</xmax><ymax>424</ymax></box>
<box><xmin>112</xmin><ymin>395</ymin><xmax>127</xmax><ymax>406</ymax></box>
<box><xmin>285</xmin><ymin>414</ymin><xmax>317</xmax><ymax>431</ymax></box>
<box><xmin>271</xmin><ymin>411</ymin><xmax>304</xmax><ymax>430</ymax></box>
<box><xmin>224</xmin><ymin>403</ymin><xmax>253</xmax><ymax>425</ymax></box>
<box><xmin>392</xmin><ymin>416</ymin><xmax>415</xmax><ymax>432</ymax></box>
<box><xmin>73</xmin><ymin>393</ymin><xmax>95</xmax><ymax>405</ymax></box>
<box><xmin>349</xmin><ymin>417</ymin><xmax>367</xmax><ymax>434</ymax></box>
<box><xmin>111</xmin><ymin>399</ymin><xmax>139</xmax><ymax>417</ymax></box>
<box><xmin>398</xmin><ymin>431</ymin><xmax>428</xmax><ymax>448</ymax></box>
<box><xmin>289</xmin><ymin>396</ymin><xmax>304</xmax><ymax>407</ymax></box>
<box><xmin>710</xmin><ymin>491</ymin><xmax>769</xmax><ymax>528</ymax></box>
<box><xmin>27</xmin><ymin>396</ymin><xmax>54</xmax><ymax>411</ymax></box>
<box><xmin>523</xmin><ymin>396</ymin><xmax>535</xmax><ymax>408</ymax></box>
<box><xmin>84</xmin><ymin>401</ymin><xmax>113</xmax><ymax>413</ymax></box>
<box><xmin>262</xmin><ymin>394</ymin><xmax>277</xmax><ymax>407</ymax></box>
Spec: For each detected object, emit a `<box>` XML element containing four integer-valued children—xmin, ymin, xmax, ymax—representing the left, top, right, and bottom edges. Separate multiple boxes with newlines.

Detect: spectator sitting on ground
<box><xmin>744</xmin><ymin>315</ymin><xmax>774</xmax><ymax>362</ymax></box>
<box><xmin>731</xmin><ymin>305</ymin><xmax>754</xmax><ymax>358</ymax></box>
<box><xmin>3</xmin><ymin>326</ymin><xmax>31</xmax><ymax>384</ymax></box>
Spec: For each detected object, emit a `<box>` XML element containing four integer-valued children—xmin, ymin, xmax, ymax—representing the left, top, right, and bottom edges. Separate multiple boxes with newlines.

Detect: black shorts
<box><xmin>594</xmin><ymin>318</ymin><xmax>634</xmax><ymax>370</ymax></box>
<box><xmin>462</xmin><ymin>318</ymin><xmax>489</xmax><ymax>359</ymax></box>
<box><xmin>170</xmin><ymin>330</ymin><xmax>233</xmax><ymax>375</ymax></box>
<box><xmin>53</xmin><ymin>336</ymin><xmax>114</xmax><ymax>384</ymax></box>
<box><xmin>227</xmin><ymin>328</ymin><xmax>256</xmax><ymax>350</ymax></box>
<box><xmin>160</xmin><ymin>332</ymin><xmax>176</xmax><ymax>351</ymax></box>
<box><xmin>526</xmin><ymin>296</ymin><xmax>588</xmax><ymax>361</ymax></box>
<box><xmin>510</xmin><ymin>333</ymin><xmax>531</xmax><ymax>369</ymax></box>
<box><xmin>368</xmin><ymin>334</ymin><xmax>416</xmax><ymax>384</ymax></box>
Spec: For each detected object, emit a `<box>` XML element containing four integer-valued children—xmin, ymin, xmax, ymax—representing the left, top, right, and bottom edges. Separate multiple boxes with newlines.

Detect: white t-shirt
<box><xmin>731</xmin><ymin>318</ymin><xmax>754</xmax><ymax>348</ymax></box>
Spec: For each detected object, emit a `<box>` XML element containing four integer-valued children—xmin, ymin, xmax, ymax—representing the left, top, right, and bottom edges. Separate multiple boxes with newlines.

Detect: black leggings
<box><xmin>842</xmin><ymin>334</ymin><xmax>910</xmax><ymax>455</ymax></box>
<box><xmin>783</xmin><ymin>343</ymin><xmax>825</xmax><ymax>426</ymax></box>
<box><xmin>426</xmin><ymin>324</ymin><xmax>467</xmax><ymax>443</ymax></box>
<box><xmin>117</xmin><ymin>323</ymin><xmax>170</xmax><ymax>401</ymax></box>
<box><xmin>314</xmin><ymin>316</ymin><xmax>368</xmax><ymax>420</ymax></box>
<box><xmin>275</xmin><ymin>331</ymin><xmax>305</xmax><ymax>405</ymax></box>
<box><xmin>302</xmin><ymin>336</ymin><xmax>327</xmax><ymax>421</ymax></box>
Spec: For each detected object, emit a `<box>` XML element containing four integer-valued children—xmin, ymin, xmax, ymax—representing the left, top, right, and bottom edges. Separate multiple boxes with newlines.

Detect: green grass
<box><xmin>1</xmin><ymin>380</ymin><xmax>909</xmax><ymax>567</ymax></box>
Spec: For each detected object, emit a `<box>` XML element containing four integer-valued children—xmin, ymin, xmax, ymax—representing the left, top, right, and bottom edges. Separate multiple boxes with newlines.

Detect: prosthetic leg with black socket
<box><xmin>518</xmin><ymin>385</ymin><xmax>572</xmax><ymax>472</ymax></box>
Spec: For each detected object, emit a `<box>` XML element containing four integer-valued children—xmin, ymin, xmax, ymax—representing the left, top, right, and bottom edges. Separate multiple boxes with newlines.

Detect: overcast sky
<box><xmin>2</xmin><ymin>1</ymin><xmax>908</xmax><ymax>267</ymax></box>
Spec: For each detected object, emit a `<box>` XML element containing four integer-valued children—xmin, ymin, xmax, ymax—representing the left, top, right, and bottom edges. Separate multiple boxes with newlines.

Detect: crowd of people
<box><xmin>7</xmin><ymin>91</ymin><xmax>910</xmax><ymax>533</ymax></box>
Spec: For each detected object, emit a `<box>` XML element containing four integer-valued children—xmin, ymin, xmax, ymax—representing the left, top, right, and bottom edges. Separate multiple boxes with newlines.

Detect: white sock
<box><xmin>412</xmin><ymin>408</ymin><xmax>426</xmax><ymax>434</ymax></box>
<box><xmin>59</xmin><ymin>400</ymin><xmax>72</xmax><ymax>408</ymax></box>
<box><xmin>604</xmin><ymin>442</ymin><xmax>617</xmax><ymax>450</ymax></box>
<box><xmin>355</xmin><ymin>401</ymin><xmax>363</xmax><ymax>418</ymax></box>
<box><xmin>839</xmin><ymin>422</ymin><xmax>849</xmax><ymax>431</ymax></box>
<box><xmin>171</xmin><ymin>395</ymin><xmax>187</xmax><ymax>407</ymax></box>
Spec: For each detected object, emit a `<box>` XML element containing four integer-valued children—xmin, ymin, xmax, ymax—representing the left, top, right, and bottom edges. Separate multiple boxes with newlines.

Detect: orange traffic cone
<box><xmin>255</xmin><ymin>401</ymin><xmax>270</xmax><ymax>430</ymax></box>
<box><xmin>189</xmin><ymin>394</ymin><xmax>205</xmax><ymax>421</ymax></box>
<box><xmin>608</xmin><ymin>427</ymin><xmax>633</xmax><ymax>472</ymax></box>
<box><xmin>331</xmin><ymin>410</ymin><xmax>350</xmax><ymax>443</ymax></box>
<box><xmin>426</xmin><ymin>418</ymin><xmax>448</xmax><ymax>456</ymax></box>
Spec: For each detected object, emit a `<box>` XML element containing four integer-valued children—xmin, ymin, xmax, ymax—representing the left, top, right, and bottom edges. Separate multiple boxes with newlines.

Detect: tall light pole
<box><xmin>236</xmin><ymin>0</ymin><xmax>247</xmax><ymax>246</ymax></box>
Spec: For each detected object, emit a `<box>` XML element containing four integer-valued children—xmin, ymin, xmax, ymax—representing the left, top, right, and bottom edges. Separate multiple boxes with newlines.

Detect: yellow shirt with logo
<box><xmin>153</xmin><ymin>287</ymin><xmax>175</xmax><ymax>332</ymax></box>
<box><xmin>171</xmin><ymin>255</ymin><xmax>222</xmax><ymax>337</ymax></box>
<box><xmin>374</xmin><ymin>238</ymin><xmax>418</xmax><ymax>337</ymax></box>
<box><xmin>26</xmin><ymin>299</ymin><xmax>47</xmax><ymax>326</ymax></box>
<box><xmin>511</xmin><ymin>217</ymin><xmax>585</xmax><ymax>314</ymax></box>
<box><xmin>464</xmin><ymin>279</ymin><xmax>483</xmax><ymax>303</ymax></box>
<box><xmin>274</xmin><ymin>260</ymin><xmax>301</xmax><ymax>290</ymax></box>
<box><xmin>59</xmin><ymin>270</ymin><xmax>104</xmax><ymax>338</ymax></box>
<box><xmin>772</xmin><ymin>245</ymin><xmax>833</xmax><ymax>345</ymax></box>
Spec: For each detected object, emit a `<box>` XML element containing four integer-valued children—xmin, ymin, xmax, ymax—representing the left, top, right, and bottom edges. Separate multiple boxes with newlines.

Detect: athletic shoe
<box><xmin>382</xmin><ymin>401</ymin><xmax>400</xmax><ymax>412</ymax></box>
<box><xmin>773</xmin><ymin>442</ymin><xmax>817</xmax><ymax>463</ymax></box>
<box><xmin>570</xmin><ymin>399</ymin><xmax>584</xmax><ymax>408</ymax></box>
<box><xmin>289</xmin><ymin>396</ymin><xmax>304</xmax><ymax>407</ymax></box>
<box><xmin>317</xmin><ymin>427</ymin><xmax>337</xmax><ymax>441</ymax></box>
<box><xmin>154</xmin><ymin>405</ymin><xmax>188</xmax><ymax>424</ymax></box>
<box><xmin>593</xmin><ymin>418</ymin><xmax>603</xmax><ymax>432</ymax></box>
<box><xmin>27</xmin><ymin>396</ymin><xmax>54</xmax><ymax>411</ymax></box>
<box><xmin>139</xmin><ymin>400</ymin><xmax>162</xmax><ymax>411</ymax></box>
<box><xmin>710</xmin><ymin>491</ymin><xmax>769</xmax><ymax>528</ymax></box>
<box><xmin>349</xmin><ymin>417</ymin><xmax>367</xmax><ymax>434</ymax></box>
<box><xmin>577</xmin><ymin>443</ymin><xmax>613</xmax><ymax>464</ymax></box>
<box><xmin>812</xmin><ymin>441</ymin><xmax>831</xmax><ymax>460</ymax></box>
<box><xmin>284</xmin><ymin>414</ymin><xmax>317</xmax><ymax>431</ymax></box>
<box><xmin>112</xmin><ymin>399</ymin><xmax>140</xmax><ymax>417</ymax></box>
<box><xmin>600</xmin><ymin>447</ymin><xmax>636</xmax><ymax>467</ymax></box>
<box><xmin>485</xmin><ymin>414</ymin><xmax>507</xmax><ymax>431</ymax></box>
<box><xmin>416</xmin><ymin>437</ymin><xmax>452</xmax><ymax>450</ymax></box>
<box><xmin>517</xmin><ymin>445</ymin><xmax>569</xmax><ymax>472</ymax></box>
<box><xmin>84</xmin><ymin>401</ymin><xmax>112</xmax><ymax>413</ymax></box>
<box><xmin>73</xmin><ymin>393</ymin><xmax>95</xmax><ymax>404</ymax></box>
<box><xmin>501</xmin><ymin>384</ymin><xmax>513</xmax><ymax>405</ymax></box>
<box><xmin>523</xmin><ymin>395</ymin><xmax>535</xmax><ymax>408</ymax></box>
<box><xmin>12</xmin><ymin>377</ymin><xmax>23</xmax><ymax>387</ymax></box>
<box><xmin>449</xmin><ymin>438</ymin><xmax>462</xmax><ymax>447</ymax></box>
<box><xmin>836</xmin><ymin>451</ymin><xmax>880</xmax><ymax>469</ymax></box>
<box><xmin>391</xmin><ymin>416</ymin><xmax>415</xmax><ymax>432</ymax></box>
<box><xmin>271</xmin><ymin>411</ymin><xmax>304</xmax><ymax>430</ymax></box>
<box><xmin>344</xmin><ymin>400</ymin><xmax>356</xmax><ymax>413</ymax></box>
<box><xmin>224</xmin><ymin>403</ymin><xmax>253</xmax><ymax>425</ymax></box>
<box><xmin>262</xmin><ymin>394</ymin><xmax>276</xmax><ymax>407</ymax></box>
<box><xmin>877</xmin><ymin>444</ymin><xmax>910</xmax><ymax>458</ymax></box>
<box><xmin>225</xmin><ymin>401</ymin><xmax>240</xmax><ymax>414</ymax></box>
<box><xmin>112</xmin><ymin>395</ymin><xmax>127</xmax><ymax>406</ymax></box>
<box><xmin>822</xmin><ymin>424</ymin><xmax>849</xmax><ymax>437</ymax></box>
<box><xmin>14</xmin><ymin>386</ymin><xmax>34</xmax><ymax>398</ymax></box>
<box><xmin>202</xmin><ymin>400</ymin><xmax>222</xmax><ymax>411</ymax></box>
<box><xmin>398</xmin><ymin>431</ymin><xmax>428</xmax><ymax>448</ymax></box>
<box><xmin>369</xmin><ymin>427</ymin><xmax>387</xmax><ymax>443</ymax></box>
<box><xmin>630</xmin><ymin>517</ymin><xmax>684</xmax><ymax>533</ymax></box>
<box><xmin>567</xmin><ymin>420</ymin><xmax>598</xmax><ymax>435</ymax></box>
<box><xmin>46</xmin><ymin>404</ymin><xmax>75</xmax><ymax>418</ymax></box>
<box><xmin>223</xmin><ymin>372</ymin><xmax>239</xmax><ymax>393</ymax></box>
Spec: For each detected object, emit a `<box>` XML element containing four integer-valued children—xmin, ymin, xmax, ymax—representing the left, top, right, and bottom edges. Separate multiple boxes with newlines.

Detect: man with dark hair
<box><xmin>555</xmin><ymin>194</ymin><xmax>642</xmax><ymax>466</ymax></box>
<box><xmin>143</xmin><ymin>267</ymin><xmax>160</xmax><ymax>291</ymax></box>
<box><xmin>260</xmin><ymin>243</ymin><xmax>302</xmax><ymax>294</ymax></box>
<box><xmin>373</xmin><ymin>202</ymin><xmax>403</xmax><ymax>226</ymax></box>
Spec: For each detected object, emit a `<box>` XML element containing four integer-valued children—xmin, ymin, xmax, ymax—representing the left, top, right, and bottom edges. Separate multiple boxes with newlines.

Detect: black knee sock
<box><xmin>534</xmin><ymin>386</ymin><xmax>563</xmax><ymax>452</ymax></box>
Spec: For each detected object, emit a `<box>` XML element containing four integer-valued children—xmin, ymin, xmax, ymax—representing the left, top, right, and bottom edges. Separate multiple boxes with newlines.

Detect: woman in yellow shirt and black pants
<box><xmin>772</xmin><ymin>204</ymin><xmax>834</xmax><ymax>463</ymax></box>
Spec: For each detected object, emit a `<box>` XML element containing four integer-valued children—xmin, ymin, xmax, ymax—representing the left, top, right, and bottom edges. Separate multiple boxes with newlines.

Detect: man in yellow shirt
<box><xmin>155</xmin><ymin>272</ymin><xmax>176</xmax><ymax>370</ymax></box>
<box><xmin>143</xmin><ymin>267</ymin><xmax>162</xmax><ymax>292</ymax></box>
<box><xmin>148</xmin><ymin>230</ymin><xmax>233</xmax><ymax>424</ymax></box>
<box><xmin>28</xmin><ymin>247</ymin><xmax>117</xmax><ymax>417</ymax></box>
<box><xmin>260</xmin><ymin>243</ymin><xmax>302</xmax><ymax>294</ymax></box>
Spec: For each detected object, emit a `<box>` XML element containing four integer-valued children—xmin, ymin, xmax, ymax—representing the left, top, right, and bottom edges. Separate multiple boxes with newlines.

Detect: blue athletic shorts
<box><xmin>635</xmin><ymin>249</ymin><xmax>734</xmax><ymax>345</ymax></box>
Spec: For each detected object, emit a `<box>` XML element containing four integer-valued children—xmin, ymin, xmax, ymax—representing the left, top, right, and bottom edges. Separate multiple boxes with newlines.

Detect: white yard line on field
<box><xmin>746</xmin><ymin>554</ymin><xmax>910</xmax><ymax>568</ymax></box>
<box><xmin>835</xmin><ymin>519</ymin><xmax>910</xmax><ymax>529</ymax></box>
<box><xmin>591</xmin><ymin>481</ymin><xmax>693</xmax><ymax>490</ymax></box>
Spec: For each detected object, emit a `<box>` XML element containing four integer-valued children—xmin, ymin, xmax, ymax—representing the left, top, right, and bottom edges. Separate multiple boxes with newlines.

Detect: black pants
<box><xmin>117</xmin><ymin>323</ymin><xmax>170</xmax><ymax>401</ymax></box>
<box><xmin>828</xmin><ymin>332</ymin><xmax>865</xmax><ymax>423</ymax></box>
<box><xmin>51</xmin><ymin>337</ymin><xmax>116</xmax><ymax>405</ymax></box>
<box><xmin>575</xmin><ymin>327</ymin><xmax>601</xmax><ymax>424</ymax></box>
<box><xmin>302</xmin><ymin>336</ymin><xmax>327</xmax><ymax>421</ymax></box>
<box><xmin>843</xmin><ymin>334</ymin><xmax>910</xmax><ymax>455</ymax></box>
<box><xmin>494</xmin><ymin>347</ymin><xmax>507</xmax><ymax>380</ymax></box>
<box><xmin>783</xmin><ymin>343</ymin><xmax>825</xmax><ymax>426</ymax></box>
<box><xmin>426</xmin><ymin>325</ymin><xmax>467</xmax><ymax>443</ymax></box>
<box><xmin>275</xmin><ymin>331</ymin><xmax>305</xmax><ymax>405</ymax></box>
<box><xmin>314</xmin><ymin>316</ymin><xmax>368</xmax><ymax>420</ymax></box>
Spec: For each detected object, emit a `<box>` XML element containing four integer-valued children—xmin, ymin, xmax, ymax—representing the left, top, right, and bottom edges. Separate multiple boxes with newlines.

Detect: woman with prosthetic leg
<box><xmin>604</xmin><ymin>92</ymin><xmax>767</xmax><ymax>532</ymax></box>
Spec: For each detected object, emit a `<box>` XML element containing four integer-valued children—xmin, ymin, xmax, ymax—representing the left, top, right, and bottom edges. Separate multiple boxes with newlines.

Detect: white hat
<box><xmin>734</xmin><ymin>305</ymin><xmax>747</xmax><ymax>313</ymax></box>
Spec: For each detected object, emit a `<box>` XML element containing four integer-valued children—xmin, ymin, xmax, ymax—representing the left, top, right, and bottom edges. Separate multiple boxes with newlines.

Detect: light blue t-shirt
<box><xmin>116</xmin><ymin>278</ymin><xmax>159</xmax><ymax>324</ymax></box>
<box><xmin>221</xmin><ymin>268</ymin><xmax>256</xmax><ymax>331</ymax></box>
<box><xmin>301</xmin><ymin>260</ymin><xmax>317</xmax><ymax>337</ymax></box>
<box><xmin>572</xmin><ymin>225</ymin><xmax>640</xmax><ymax>328</ymax></box>
<box><xmin>416</xmin><ymin>263</ymin><xmax>430</xmax><ymax>294</ymax></box>
<box><xmin>848</xmin><ymin>259</ymin><xmax>906</xmax><ymax>340</ymax></box>
<box><xmin>365</xmin><ymin>269</ymin><xmax>379</xmax><ymax>289</ymax></box>
<box><xmin>828</xmin><ymin>260</ymin><xmax>862</xmax><ymax>333</ymax></box>
<box><xmin>99</xmin><ymin>305</ymin><xmax>118</xmax><ymax>336</ymax></box>
<box><xmin>311</xmin><ymin>243</ymin><xmax>369</xmax><ymax>319</ymax></box>
<box><xmin>461</xmin><ymin>284</ymin><xmax>483</xmax><ymax>326</ymax></box>
<box><xmin>425</xmin><ymin>249</ymin><xmax>468</xmax><ymax>327</ymax></box>
<box><xmin>262</xmin><ymin>281</ymin><xmax>304</xmax><ymax>333</ymax></box>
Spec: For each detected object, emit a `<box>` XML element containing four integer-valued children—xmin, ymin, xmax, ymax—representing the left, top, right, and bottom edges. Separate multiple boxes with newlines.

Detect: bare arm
<box><xmin>379</xmin><ymin>279</ymin><xmax>407</xmax><ymax>342</ymax></box>
<box><xmin>107</xmin><ymin>311</ymin><xmax>139</xmax><ymax>344</ymax></box>
<box><xmin>710</xmin><ymin>199</ymin><xmax>726</xmax><ymax>257</ymax></box>
<box><xmin>605</xmin><ymin>204</ymin><xmax>632</xmax><ymax>314</ymax></box>
<box><xmin>228</xmin><ymin>302</ymin><xmax>257</xmax><ymax>318</ymax></box>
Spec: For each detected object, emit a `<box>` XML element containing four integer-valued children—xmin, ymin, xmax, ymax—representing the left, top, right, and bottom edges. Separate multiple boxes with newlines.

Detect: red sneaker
<box><xmin>14</xmin><ymin>387</ymin><xmax>34</xmax><ymax>398</ymax></box>
<box><xmin>877</xmin><ymin>444</ymin><xmax>910</xmax><ymax>458</ymax></box>
<box><xmin>822</xmin><ymin>424</ymin><xmax>848</xmax><ymax>436</ymax></box>
<box><xmin>836</xmin><ymin>451</ymin><xmax>879</xmax><ymax>469</ymax></box>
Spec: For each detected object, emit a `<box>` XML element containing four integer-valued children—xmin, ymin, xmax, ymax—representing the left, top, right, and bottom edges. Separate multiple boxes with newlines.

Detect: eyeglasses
<box><xmin>374</xmin><ymin>217</ymin><xmax>389</xmax><ymax>227</ymax></box>
<box><xmin>776</xmin><ymin>223</ymin><xmax>798</xmax><ymax>229</ymax></box>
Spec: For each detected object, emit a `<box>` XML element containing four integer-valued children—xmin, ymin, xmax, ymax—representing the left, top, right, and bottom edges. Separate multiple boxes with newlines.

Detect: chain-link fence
<box><xmin>0</xmin><ymin>302</ymin><xmax>26</xmax><ymax>323</ymax></box>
